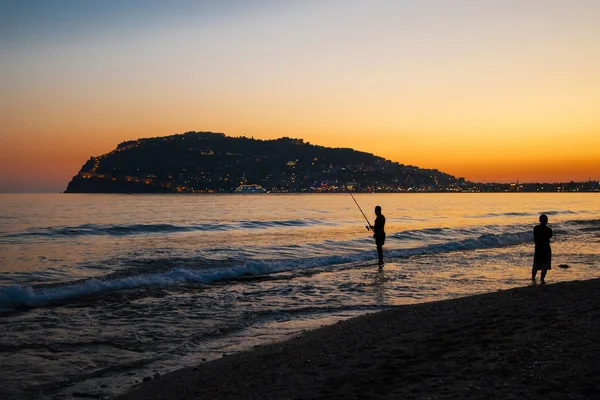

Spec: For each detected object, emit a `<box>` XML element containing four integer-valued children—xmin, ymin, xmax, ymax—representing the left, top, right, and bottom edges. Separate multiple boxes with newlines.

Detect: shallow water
<box><xmin>1</xmin><ymin>193</ymin><xmax>599</xmax><ymax>399</ymax></box>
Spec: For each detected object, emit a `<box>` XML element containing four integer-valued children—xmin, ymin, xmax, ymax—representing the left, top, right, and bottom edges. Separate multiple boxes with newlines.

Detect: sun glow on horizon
<box><xmin>1</xmin><ymin>1</ymin><xmax>599</xmax><ymax>192</ymax></box>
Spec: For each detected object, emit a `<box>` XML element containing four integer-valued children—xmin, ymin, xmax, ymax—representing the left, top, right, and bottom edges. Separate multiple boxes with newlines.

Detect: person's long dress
<box><xmin>533</xmin><ymin>224</ymin><xmax>552</xmax><ymax>270</ymax></box>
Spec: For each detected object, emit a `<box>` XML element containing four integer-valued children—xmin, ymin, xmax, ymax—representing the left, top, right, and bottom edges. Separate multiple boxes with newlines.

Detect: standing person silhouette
<box><xmin>369</xmin><ymin>206</ymin><xmax>386</xmax><ymax>268</ymax></box>
<box><xmin>532</xmin><ymin>214</ymin><xmax>552</xmax><ymax>283</ymax></box>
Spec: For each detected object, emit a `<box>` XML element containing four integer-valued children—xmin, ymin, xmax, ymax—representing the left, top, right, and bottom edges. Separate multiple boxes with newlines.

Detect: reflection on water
<box><xmin>0</xmin><ymin>193</ymin><xmax>599</xmax><ymax>399</ymax></box>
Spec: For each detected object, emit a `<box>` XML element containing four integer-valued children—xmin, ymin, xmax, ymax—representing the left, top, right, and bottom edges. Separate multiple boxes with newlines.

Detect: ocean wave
<box><xmin>390</xmin><ymin>230</ymin><xmax>533</xmax><ymax>257</ymax></box>
<box><xmin>391</xmin><ymin>227</ymin><xmax>479</xmax><ymax>241</ymax></box>
<box><xmin>477</xmin><ymin>211</ymin><xmax>533</xmax><ymax>218</ymax></box>
<box><xmin>2</xmin><ymin>223</ymin><xmax>217</xmax><ymax>239</ymax></box>
<box><xmin>468</xmin><ymin>210</ymin><xmax>579</xmax><ymax>219</ymax></box>
<box><xmin>391</xmin><ymin>217</ymin><xmax>599</xmax><ymax>242</ymax></box>
<box><xmin>0</xmin><ymin>227</ymin><xmax>537</xmax><ymax>308</ymax></box>
<box><xmin>3</xmin><ymin>215</ymin><xmax>596</xmax><ymax>242</ymax></box>
<box><xmin>0</xmin><ymin>255</ymin><xmax>353</xmax><ymax>308</ymax></box>
<box><xmin>565</xmin><ymin>218</ymin><xmax>600</xmax><ymax>226</ymax></box>
<box><xmin>545</xmin><ymin>210</ymin><xmax>579</xmax><ymax>215</ymax></box>
<box><xmin>238</xmin><ymin>219</ymin><xmax>323</xmax><ymax>229</ymax></box>
<box><xmin>3</xmin><ymin>217</ymin><xmax>596</xmax><ymax>308</ymax></box>
<box><xmin>580</xmin><ymin>227</ymin><xmax>600</xmax><ymax>232</ymax></box>
<box><xmin>2</xmin><ymin>219</ymin><xmax>323</xmax><ymax>240</ymax></box>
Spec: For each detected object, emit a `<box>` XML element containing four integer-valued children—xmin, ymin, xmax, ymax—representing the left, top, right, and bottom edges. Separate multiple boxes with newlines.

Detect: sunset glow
<box><xmin>2</xmin><ymin>0</ymin><xmax>599</xmax><ymax>192</ymax></box>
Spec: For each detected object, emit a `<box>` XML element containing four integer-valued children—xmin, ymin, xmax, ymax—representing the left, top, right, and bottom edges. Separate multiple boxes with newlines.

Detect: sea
<box><xmin>1</xmin><ymin>193</ymin><xmax>599</xmax><ymax>399</ymax></box>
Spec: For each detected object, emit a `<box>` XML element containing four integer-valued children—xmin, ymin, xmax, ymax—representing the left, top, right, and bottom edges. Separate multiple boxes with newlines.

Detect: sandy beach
<box><xmin>117</xmin><ymin>278</ymin><xmax>600</xmax><ymax>400</ymax></box>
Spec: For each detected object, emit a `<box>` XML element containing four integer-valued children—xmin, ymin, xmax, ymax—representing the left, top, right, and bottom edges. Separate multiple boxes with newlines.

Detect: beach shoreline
<box><xmin>116</xmin><ymin>278</ymin><xmax>600</xmax><ymax>400</ymax></box>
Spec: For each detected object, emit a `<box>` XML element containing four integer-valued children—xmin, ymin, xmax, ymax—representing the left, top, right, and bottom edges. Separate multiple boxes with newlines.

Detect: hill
<box><xmin>64</xmin><ymin>131</ymin><xmax>460</xmax><ymax>193</ymax></box>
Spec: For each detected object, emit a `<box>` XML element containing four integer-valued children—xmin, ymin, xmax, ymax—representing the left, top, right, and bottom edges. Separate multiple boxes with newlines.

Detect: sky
<box><xmin>1</xmin><ymin>0</ymin><xmax>599</xmax><ymax>192</ymax></box>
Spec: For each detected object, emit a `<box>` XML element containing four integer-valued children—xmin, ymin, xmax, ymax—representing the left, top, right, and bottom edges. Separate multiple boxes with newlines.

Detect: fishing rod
<box><xmin>337</xmin><ymin>170</ymin><xmax>372</xmax><ymax>230</ymax></box>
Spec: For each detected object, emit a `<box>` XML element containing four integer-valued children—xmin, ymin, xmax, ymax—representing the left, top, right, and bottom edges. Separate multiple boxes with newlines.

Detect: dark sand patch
<box><xmin>117</xmin><ymin>279</ymin><xmax>600</xmax><ymax>399</ymax></box>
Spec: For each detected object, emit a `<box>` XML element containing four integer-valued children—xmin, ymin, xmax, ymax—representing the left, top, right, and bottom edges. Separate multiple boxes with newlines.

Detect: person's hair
<box><xmin>539</xmin><ymin>214</ymin><xmax>548</xmax><ymax>224</ymax></box>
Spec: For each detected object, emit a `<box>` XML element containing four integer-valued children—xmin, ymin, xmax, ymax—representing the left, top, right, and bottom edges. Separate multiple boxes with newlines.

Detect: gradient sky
<box><xmin>2</xmin><ymin>0</ymin><xmax>599</xmax><ymax>192</ymax></box>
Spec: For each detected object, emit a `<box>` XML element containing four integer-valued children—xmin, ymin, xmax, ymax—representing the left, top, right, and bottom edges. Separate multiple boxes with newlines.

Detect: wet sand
<box><xmin>117</xmin><ymin>278</ymin><xmax>600</xmax><ymax>399</ymax></box>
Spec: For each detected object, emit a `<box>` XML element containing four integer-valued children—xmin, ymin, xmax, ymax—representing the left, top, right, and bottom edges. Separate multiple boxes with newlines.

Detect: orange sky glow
<box><xmin>1</xmin><ymin>1</ymin><xmax>599</xmax><ymax>192</ymax></box>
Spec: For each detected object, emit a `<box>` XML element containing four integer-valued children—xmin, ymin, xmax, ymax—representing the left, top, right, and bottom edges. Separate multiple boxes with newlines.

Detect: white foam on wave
<box><xmin>0</xmin><ymin>254</ymin><xmax>357</xmax><ymax>308</ymax></box>
<box><xmin>0</xmin><ymin>266</ymin><xmax>240</xmax><ymax>307</ymax></box>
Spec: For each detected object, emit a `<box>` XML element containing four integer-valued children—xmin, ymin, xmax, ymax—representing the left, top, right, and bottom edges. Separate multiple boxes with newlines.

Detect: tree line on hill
<box><xmin>64</xmin><ymin>131</ymin><xmax>599</xmax><ymax>193</ymax></box>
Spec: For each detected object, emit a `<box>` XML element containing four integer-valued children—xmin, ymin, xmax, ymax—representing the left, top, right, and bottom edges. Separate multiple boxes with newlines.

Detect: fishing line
<box><xmin>337</xmin><ymin>170</ymin><xmax>372</xmax><ymax>230</ymax></box>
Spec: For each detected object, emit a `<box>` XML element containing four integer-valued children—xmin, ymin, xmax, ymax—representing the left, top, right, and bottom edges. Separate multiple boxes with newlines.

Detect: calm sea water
<box><xmin>1</xmin><ymin>193</ymin><xmax>599</xmax><ymax>399</ymax></box>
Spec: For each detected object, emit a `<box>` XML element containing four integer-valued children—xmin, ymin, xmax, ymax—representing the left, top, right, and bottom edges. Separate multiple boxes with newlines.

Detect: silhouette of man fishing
<box><xmin>337</xmin><ymin>172</ymin><xmax>386</xmax><ymax>268</ymax></box>
<box><xmin>532</xmin><ymin>214</ymin><xmax>552</xmax><ymax>283</ymax></box>
<box><xmin>368</xmin><ymin>206</ymin><xmax>386</xmax><ymax>268</ymax></box>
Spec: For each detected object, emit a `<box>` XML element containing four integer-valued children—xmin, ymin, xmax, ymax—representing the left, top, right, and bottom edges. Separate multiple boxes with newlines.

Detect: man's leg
<box><xmin>377</xmin><ymin>244</ymin><xmax>383</xmax><ymax>266</ymax></box>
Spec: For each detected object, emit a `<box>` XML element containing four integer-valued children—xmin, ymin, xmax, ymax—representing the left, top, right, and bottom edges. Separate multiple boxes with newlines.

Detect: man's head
<box><xmin>375</xmin><ymin>205</ymin><xmax>382</xmax><ymax>215</ymax></box>
<box><xmin>539</xmin><ymin>214</ymin><xmax>548</xmax><ymax>225</ymax></box>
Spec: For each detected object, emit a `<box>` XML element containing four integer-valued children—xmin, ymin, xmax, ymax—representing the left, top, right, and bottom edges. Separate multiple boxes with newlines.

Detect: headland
<box><xmin>64</xmin><ymin>131</ymin><xmax>599</xmax><ymax>194</ymax></box>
